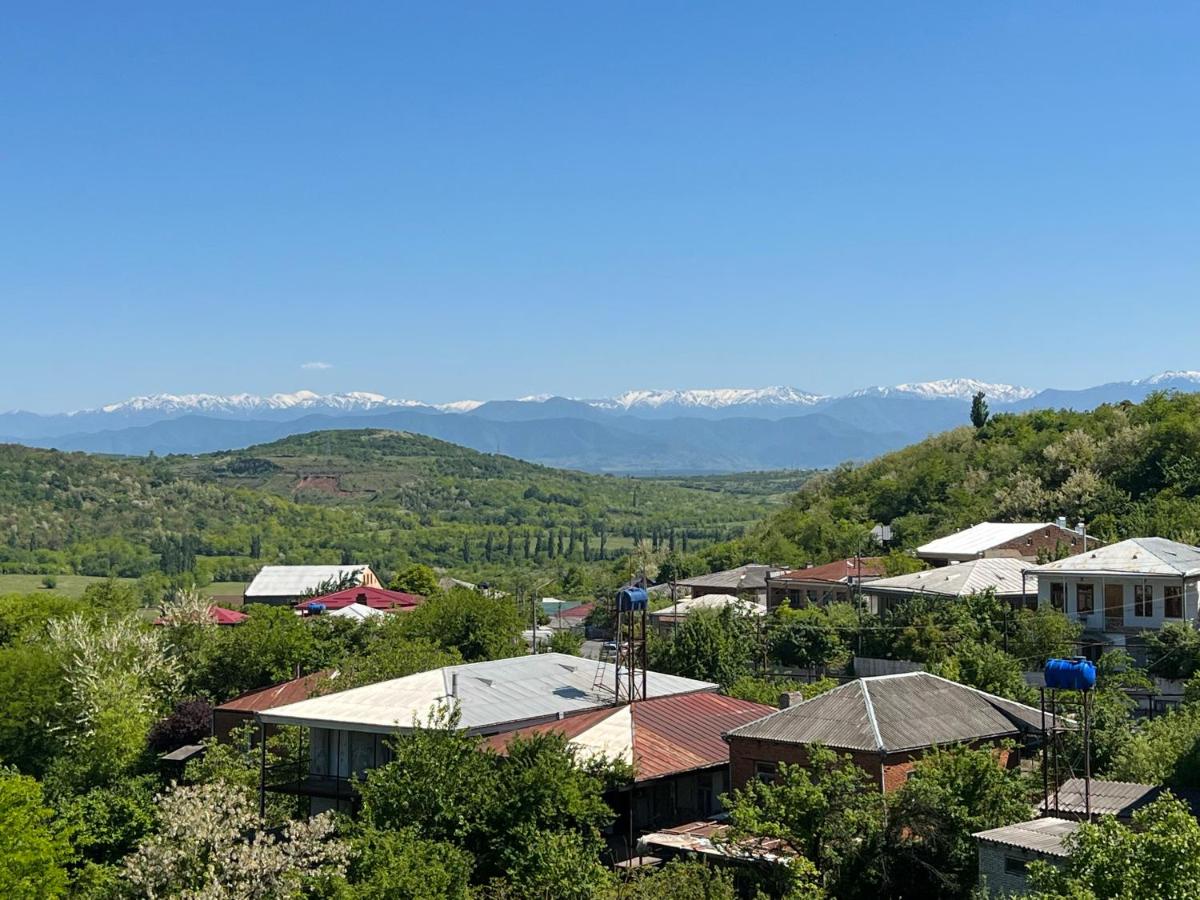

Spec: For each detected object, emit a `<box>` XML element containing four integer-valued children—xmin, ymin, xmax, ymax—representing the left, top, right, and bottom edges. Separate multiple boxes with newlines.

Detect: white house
<box><xmin>863</xmin><ymin>558</ymin><xmax>1037</xmax><ymax>615</ymax></box>
<box><xmin>1028</xmin><ymin>538</ymin><xmax>1200</xmax><ymax>653</ymax></box>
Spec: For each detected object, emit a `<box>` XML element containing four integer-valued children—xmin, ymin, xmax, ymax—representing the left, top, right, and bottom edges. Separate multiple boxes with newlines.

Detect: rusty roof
<box><xmin>487</xmin><ymin>692</ymin><xmax>772</xmax><ymax>782</ymax></box>
<box><xmin>726</xmin><ymin>672</ymin><xmax>1048</xmax><ymax>753</ymax></box>
<box><xmin>215</xmin><ymin>670</ymin><xmax>331</xmax><ymax>713</ymax></box>
<box><xmin>773</xmin><ymin>558</ymin><xmax>887</xmax><ymax>584</ymax></box>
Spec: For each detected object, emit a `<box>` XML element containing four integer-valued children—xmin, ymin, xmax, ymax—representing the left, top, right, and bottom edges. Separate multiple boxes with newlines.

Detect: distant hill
<box><xmin>5</xmin><ymin>371</ymin><xmax>1200</xmax><ymax>472</ymax></box>
<box><xmin>0</xmin><ymin>429</ymin><xmax>806</xmax><ymax>587</ymax></box>
<box><xmin>722</xmin><ymin>392</ymin><xmax>1200</xmax><ymax>566</ymax></box>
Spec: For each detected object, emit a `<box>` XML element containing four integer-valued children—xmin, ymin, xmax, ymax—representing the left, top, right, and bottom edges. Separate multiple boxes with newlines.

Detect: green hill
<box><xmin>0</xmin><ymin>429</ymin><xmax>804</xmax><ymax>592</ymax></box>
<box><xmin>730</xmin><ymin>391</ymin><xmax>1200</xmax><ymax>565</ymax></box>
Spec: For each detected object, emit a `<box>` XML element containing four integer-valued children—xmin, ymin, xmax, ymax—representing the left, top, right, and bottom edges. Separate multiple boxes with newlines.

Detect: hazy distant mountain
<box><xmin>4</xmin><ymin>371</ymin><xmax>1199</xmax><ymax>472</ymax></box>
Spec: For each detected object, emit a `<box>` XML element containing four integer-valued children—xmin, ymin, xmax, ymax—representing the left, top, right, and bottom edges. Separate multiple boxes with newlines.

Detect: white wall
<box><xmin>1036</xmin><ymin>575</ymin><xmax>1199</xmax><ymax>633</ymax></box>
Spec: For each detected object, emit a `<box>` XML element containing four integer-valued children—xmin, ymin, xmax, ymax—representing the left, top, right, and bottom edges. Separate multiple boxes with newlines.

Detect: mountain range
<box><xmin>4</xmin><ymin>372</ymin><xmax>1199</xmax><ymax>473</ymax></box>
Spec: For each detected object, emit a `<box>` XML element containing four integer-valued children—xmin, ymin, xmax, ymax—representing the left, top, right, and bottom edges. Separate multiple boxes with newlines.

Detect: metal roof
<box><xmin>648</xmin><ymin>594</ymin><xmax>765</xmax><ymax>619</ymax></box>
<box><xmin>328</xmin><ymin>604</ymin><xmax>385</xmax><ymax>620</ymax></box>
<box><xmin>1029</xmin><ymin>537</ymin><xmax>1200</xmax><ymax>578</ymax></box>
<box><xmin>676</xmin><ymin>565</ymin><xmax>783</xmax><ymax>592</ymax></box>
<box><xmin>245</xmin><ymin>565</ymin><xmax>372</xmax><ymax>598</ymax></box>
<box><xmin>258</xmin><ymin>653</ymin><xmax>718</xmax><ymax>735</ymax></box>
<box><xmin>973</xmin><ymin>817</ymin><xmax>1078</xmax><ymax>857</ymax></box>
<box><xmin>917</xmin><ymin>523</ymin><xmax>1051</xmax><ymax>558</ymax></box>
<box><xmin>726</xmin><ymin>672</ymin><xmax>1048</xmax><ymax>753</ymax></box>
<box><xmin>487</xmin><ymin>693</ymin><xmax>773</xmax><ymax>782</ymax></box>
<box><xmin>1043</xmin><ymin>777</ymin><xmax>1200</xmax><ymax>819</ymax></box>
<box><xmin>773</xmin><ymin>558</ymin><xmax>888</xmax><ymax>585</ymax></box>
<box><xmin>215</xmin><ymin>670</ymin><xmax>332</xmax><ymax>713</ymax></box>
<box><xmin>864</xmin><ymin>558</ymin><xmax>1036</xmax><ymax>599</ymax></box>
<box><xmin>296</xmin><ymin>586</ymin><xmax>423</xmax><ymax>611</ymax></box>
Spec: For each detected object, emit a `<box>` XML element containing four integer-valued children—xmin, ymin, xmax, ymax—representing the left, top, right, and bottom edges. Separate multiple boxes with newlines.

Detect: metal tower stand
<box><xmin>1041</xmin><ymin>687</ymin><xmax>1092</xmax><ymax>818</ymax></box>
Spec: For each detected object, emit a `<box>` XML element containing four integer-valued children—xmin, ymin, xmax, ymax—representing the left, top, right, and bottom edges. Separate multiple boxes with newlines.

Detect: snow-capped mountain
<box><xmin>847</xmin><ymin>379</ymin><xmax>1037</xmax><ymax>404</ymax></box>
<box><xmin>592</xmin><ymin>386</ymin><xmax>827</xmax><ymax>412</ymax></box>
<box><xmin>98</xmin><ymin>390</ymin><xmax>428</xmax><ymax>416</ymax></box>
<box><xmin>1132</xmin><ymin>371</ymin><xmax>1200</xmax><ymax>386</ymax></box>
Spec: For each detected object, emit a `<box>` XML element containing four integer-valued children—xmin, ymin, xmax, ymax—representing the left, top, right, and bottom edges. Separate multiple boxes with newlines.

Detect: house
<box><xmin>765</xmin><ymin>558</ymin><xmax>888</xmax><ymax>612</ymax></box>
<box><xmin>256</xmin><ymin>653</ymin><xmax>717</xmax><ymax>813</ymax></box>
<box><xmin>244</xmin><ymin>565</ymin><xmax>380</xmax><ymax>606</ymax></box>
<box><xmin>1028</xmin><ymin>538</ymin><xmax>1200</xmax><ymax>657</ymax></box>
<box><xmin>917</xmin><ymin>522</ymin><xmax>1087</xmax><ymax>567</ymax></box>
<box><xmin>675</xmin><ymin>565</ymin><xmax>786</xmax><ymax>603</ymax></box>
<box><xmin>486</xmin><ymin>692</ymin><xmax>773</xmax><ymax>853</ymax></box>
<box><xmin>648</xmin><ymin>594</ymin><xmax>765</xmax><ymax>634</ymax></box>
<box><xmin>1041</xmin><ymin>777</ymin><xmax>1200</xmax><ymax>822</ymax></box>
<box><xmin>863</xmin><ymin>558</ymin><xmax>1037</xmax><ymax>615</ymax></box>
<box><xmin>548</xmin><ymin>602</ymin><xmax>593</xmax><ymax>633</ymax></box>
<box><xmin>295</xmin><ymin>585</ymin><xmax>423</xmax><ymax>614</ymax></box>
<box><xmin>211</xmin><ymin>670</ymin><xmax>332</xmax><ymax>742</ymax></box>
<box><xmin>973</xmin><ymin>817</ymin><xmax>1079</xmax><ymax>895</ymax></box>
<box><xmin>153</xmin><ymin>605</ymin><xmax>248</xmax><ymax>626</ymax></box>
<box><xmin>725</xmin><ymin>672</ymin><xmax>1049</xmax><ymax>793</ymax></box>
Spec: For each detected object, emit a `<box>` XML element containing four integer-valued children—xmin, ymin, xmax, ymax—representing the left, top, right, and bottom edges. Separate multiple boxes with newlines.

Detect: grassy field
<box><xmin>0</xmin><ymin>575</ymin><xmax>247</xmax><ymax>601</ymax></box>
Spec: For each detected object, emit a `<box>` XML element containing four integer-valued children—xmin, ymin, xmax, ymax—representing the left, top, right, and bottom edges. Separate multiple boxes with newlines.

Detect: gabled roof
<box><xmin>153</xmin><ymin>605</ymin><xmax>247</xmax><ymax>626</ymax></box>
<box><xmin>773</xmin><ymin>558</ymin><xmax>887</xmax><ymax>585</ymax></box>
<box><xmin>676</xmin><ymin>565</ymin><xmax>783</xmax><ymax>592</ymax></box>
<box><xmin>215</xmin><ymin>670</ymin><xmax>332</xmax><ymax>713</ymax></box>
<box><xmin>328</xmin><ymin>604</ymin><xmax>385</xmax><ymax>620</ymax></box>
<box><xmin>725</xmin><ymin>672</ymin><xmax>1047</xmax><ymax>753</ymax></box>
<box><xmin>245</xmin><ymin>565</ymin><xmax>371</xmax><ymax>598</ymax></box>
<box><xmin>865</xmin><ymin>558</ymin><xmax>1036</xmax><ymax>599</ymax></box>
<box><xmin>1029</xmin><ymin>537</ymin><xmax>1200</xmax><ymax>578</ymax></box>
<box><xmin>486</xmin><ymin>693</ymin><xmax>773</xmax><ymax>782</ymax></box>
<box><xmin>648</xmin><ymin>594</ymin><xmax>765</xmax><ymax>619</ymax></box>
<box><xmin>1043</xmin><ymin>777</ymin><xmax>1200</xmax><ymax>820</ymax></box>
<box><xmin>973</xmin><ymin>817</ymin><xmax>1079</xmax><ymax>857</ymax></box>
<box><xmin>296</xmin><ymin>585</ymin><xmax>423</xmax><ymax>611</ymax></box>
<box><xmin>258</xmin><ymin>653</ymin><xmax>717</xmax><ymax>735</ymax></box>
<box><xmin>917</xmin><ymin>522</ymin><xmax>1053</xmax><ymax>558</ymax></box>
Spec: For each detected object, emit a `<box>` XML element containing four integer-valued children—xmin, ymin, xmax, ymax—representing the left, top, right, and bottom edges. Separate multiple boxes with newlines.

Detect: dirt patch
<box><xmin>293</xmin><ymin>475</ymin><xmax>352</xmax><ymax>496</ymax></box>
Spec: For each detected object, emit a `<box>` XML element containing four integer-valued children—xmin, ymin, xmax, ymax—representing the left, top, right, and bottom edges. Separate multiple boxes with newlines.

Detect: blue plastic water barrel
<box><xmin>308</xmin><ymin>602</ymin><xmax>326</xmax><ymax>614</ymax></box>
<box><xmin>1044</xmin><ymin>657</ymin><xmax>1096</xmax><ymax>691</ymax></box>
<box><xmin>617</xmin><ymin>587</ymin><xmax>649</xmax><ymax>611</ymax></box>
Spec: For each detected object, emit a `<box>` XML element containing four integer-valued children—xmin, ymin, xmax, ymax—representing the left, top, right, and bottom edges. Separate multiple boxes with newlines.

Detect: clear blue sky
<box><xmin>3</xmin><ymin>3</ymin><xmax>1198</xmax><ymax>411</ymax></box>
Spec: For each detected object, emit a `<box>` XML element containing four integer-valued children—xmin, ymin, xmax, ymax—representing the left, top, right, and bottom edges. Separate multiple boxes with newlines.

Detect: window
<box><xmin>1076</xmin><ymin>584</ymin><xmax>1095</xmax><ymax>615</ymax></box>
<box><xmin>1004</xmin><ymin>856</ymin><xmax>1028</xmax><ymax>877</ymax></box>
<box><xmin>1165</xmin><ymin>585</ymin><xmax>1184</xmax><ymax>619</ymax></box>
<box><xmin>1050</xmin><ymin>583</ymin><xmax>1065</xmax><ymax>611</ymax></box>
<box><xmin>1134</xmin><ymin>584</ymin><xmax>1153</xmax><ymax>618</ymax></box>
<box><xmin>754</xmin><ymin>761</ymin><xmax>778</xmax><ymax>783</ymax></box>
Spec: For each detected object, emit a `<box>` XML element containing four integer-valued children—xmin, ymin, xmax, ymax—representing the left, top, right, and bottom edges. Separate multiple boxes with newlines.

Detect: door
<box><xmin>1105</xmin><ymin>583</ymin><xmax>1124</xmax><ymax>627</ymax></box>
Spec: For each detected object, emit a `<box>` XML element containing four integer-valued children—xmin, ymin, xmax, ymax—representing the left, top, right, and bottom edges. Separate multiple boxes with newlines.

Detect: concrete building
<box><xmin>974</xmin><ymin>817</ymin><xmax>1078</xmax><ymax>895</ymax></box>
<box><xmin>917</xmin><ymin>522</ymin><xmax>1087</xmax><ymax>567</ymax></box>
<box><xmin>244</xmin><ymin>565</ymin><xmax>380</xmax><ymax>606</ymax></box>
<box><xmin>863</xmin><ymin>557</ymin><xmax>1037</xmax><ymax>615</ymax></box>
<box><xmin>765</xmin><ymin>557</ymin><xmax>887</xmax><ymax>612</ymax></box>
<box><xmin>1029</xmin><ymin>538</ymin><xmax>1200</xmax><ymax>658</ymax></box>
<box><xmin>725</xmin><ymin>672</ymin><xmax>1048</xmax><ymax>793</ymax></box>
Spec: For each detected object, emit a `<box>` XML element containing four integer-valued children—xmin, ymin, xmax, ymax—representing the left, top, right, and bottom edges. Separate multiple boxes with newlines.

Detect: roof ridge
<box><xmin>859</xmin><ymin>680</ymin><xmax>885</xmax><ymax>752</ymax></box>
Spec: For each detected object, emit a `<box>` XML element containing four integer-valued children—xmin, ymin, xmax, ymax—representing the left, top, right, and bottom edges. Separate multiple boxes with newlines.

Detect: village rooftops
<box><xmin>675</xmin><ymin>565</ymin><xmax>784</xmax><ymax>593</ymax></box>
<box><xmin>771</xmin><ymin>558</ymin><xmax>888</xmax><ymax>585</ymax></box>
<box><xmin>648</xmin><ymin>594</ymin><xmax>765</xmax><ymax>620</ymax></box>
<box><xmin>257</xmin><ymin>653</ymin><xmax>717</xmax><ymax>736</ymax></box>
<box><xmin>244</xmin><ymin>565</ymin><xmax>376</xmax><ymax>600</ymax></box>
<box><xmin>1042</xmin><ymin>777</ymin><xmax>1200</xmax><ymax>821</ymax></box>
<box><xmin>865</xmin><ymin>558</ymin><xmax>1036</xmax><ymax>599</ymax></box>
<box><xmin>1028</xmin><ymin>537</ymin><xmax>1200</xmax><ymax>579</ymax></box>
<box><xmin>973</xmin><ymin>817</ymin><xmax>1079</xmax><ymax>858</ymax></box>
<box><xmin>917</xmin><ymin>522</ymin><xmax>1084</xmax><ymax>563</ymax></box>
<box><xmin>295</xmin><ymin>585</ymin><xmax>423</xmax><ymax>612</ymax></box>
<box><xmin>725</xmin><ymin>671</ymin><xmax>1051</xmax><ymax>754</ymax></box>
<box><xmin>486</xmin><ymin>692</ymin><xmax>773</xmax><ymax>780</ymax></box>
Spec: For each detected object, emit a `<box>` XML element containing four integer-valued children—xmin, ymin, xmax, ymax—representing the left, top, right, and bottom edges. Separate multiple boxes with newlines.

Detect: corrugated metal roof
<box><xmin>487</xmin><ymin>693</ymin><xmax>773</xmax><ymax>782</ymax></box>
<box><xmin>215</xmin><ymin>670</ymin><xmax>332</xmax><ymax>713</ymax></box>
<box><xmin>296</xmin><ymin>585</ymin><xmax>423</xmax><ymax>611</ymax></box>
<box><xmin>1042</xmin><ymin>778</ymin><xmax>1200</xmax><ymax>819</ymax></box>
<box><xmin>328</xmin><ymin>604</ymin><xmax>385</xmax><ymax>620</ymax></box>
<box><xmin>1029</xmin><ymin>537</ymin><xmax>1200</xmax><ymax>578</ymax></box>
<box><xmin>973</xmin><ymin>817</ymin><xmax>1078</xmax><ymax>857</ymax></box>
<box><xmin>676</xmin><ymin>565</ymin><xmax>783</xmax><ymax>592</ymax></box>
<box><xmin>865</xmin><ymin>558</ymin><xmax>1036</xmax><ymax>599</ymax></box>
<box><xmin>259</xmin><ymin>653</ymin><xmax>717</xmax><ymax>735</ymax></box>
<box><xmin>917</xmin><ymin>523</ymin><xmax>1049</xmax><ymax>558</ymax></box>
<box><xmin>648</xmin><ymin>594</ymin><xmax>765</xmax><ymax>619</ymax></box>
<box><xmin>245</xmin><ymin>565</ymin><xmax>372</xmax><ymax>598</ymax></box>
<box><xmin>726</xmin><ymin>672</ymin><xmax>1048</xmax><ymax>753</ymax></box>
<box><xmin>773</xmin><ymin>558</ymin><xmax>888</xmax><ymax>585</ymax></box>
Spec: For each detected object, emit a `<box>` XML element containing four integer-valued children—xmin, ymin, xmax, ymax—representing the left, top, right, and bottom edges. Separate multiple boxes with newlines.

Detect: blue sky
<box><xmin>3</xmin><ymin>3</ymin><xmax>1198</xmax><ymax>411</ymax></box>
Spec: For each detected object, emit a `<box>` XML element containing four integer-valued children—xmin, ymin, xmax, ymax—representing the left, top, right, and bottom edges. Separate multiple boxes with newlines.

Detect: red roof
<box><xmin>487</xmin><ymin>692</ymin><xmax>773</xmax><ymax>783</ymax></box>
<box><xmin>556</xmin><ymin>603</ymin><xmax>594</xmax><ymax>620</ymax></box>
<box><xmin>214</xmin><ymin>670</ymin><xmax>331</xmax><ymax>713</ymax></box>
<box><xmin>775</xmin><ymin>557</ymin><xmax>887</xmax><ymax>584</ymax></box>
<box><xmin>153</xmin><ymin>604</ymin><xmax>248</xmax><ymax>626</ymax></box>
<box><xmin>295</xmin><ymin>585</ymin><xmax>424</xmax><ymax>612</ymax></box>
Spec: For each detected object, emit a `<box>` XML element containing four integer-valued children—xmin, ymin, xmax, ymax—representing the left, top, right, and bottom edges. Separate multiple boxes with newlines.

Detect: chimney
<box><xmin>356</xmin><ymin>592</ymin><xmax>368</xmax><ymax>605</ymax></box>
<box><xmin>1056</xmin><ymin>516</ymin><xmax>1067</xmax><ymax>529</ymax></box>
<box><xmin>779</xmin><ymin>691</ymin><xmax>804</xmax><ymax>709</ymax></box>
<box><xmin>1075</xmin><ymin>521</ymin><xmax>1086</xmax><ymax>536</ymax></box>
<box><xmin>451</xmin><ymin>672</ymin><xmax>459</xmax><ymax>698</ymax></box>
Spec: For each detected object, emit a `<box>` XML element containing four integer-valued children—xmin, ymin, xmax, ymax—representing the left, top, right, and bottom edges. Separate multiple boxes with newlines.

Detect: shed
<box><xmin>973</xmin><ymin>817</ymin><xmax>1078</xmax><ymax>895</ymax></box>
<box><xmin>244</xmin><ymin>565</ymin><xmax>379</xmax><ymax>606</ymax></box>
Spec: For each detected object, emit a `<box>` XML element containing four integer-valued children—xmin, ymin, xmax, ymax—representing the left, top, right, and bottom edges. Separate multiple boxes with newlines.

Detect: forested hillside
<box><xmin>719</xmin><ymin>392</ymin><xmax>1200</xmax><ymax>566</ymax></box>
<box><xmin>0</xmin><ymin>430</ymin><xmax>804</xmax><ymax>594</ymax></box>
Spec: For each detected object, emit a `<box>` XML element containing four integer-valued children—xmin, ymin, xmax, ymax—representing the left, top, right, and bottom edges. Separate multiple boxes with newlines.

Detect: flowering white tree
<box><xmin>122</xmin><ymin>782</ymin><xmax>348</xmax><ymax>899</ymax></box>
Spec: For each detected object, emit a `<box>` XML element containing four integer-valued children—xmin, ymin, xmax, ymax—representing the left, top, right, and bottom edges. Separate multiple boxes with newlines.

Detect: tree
<box><xmin>885</xmin><ymin>744</ymin><xmax>1031</xmax><ymax>899</ymax></box>
<box><xmin>768</xmin><ymin>607</ymin><xmax>848</xmax><ymax>673</ymax></box>
<box><xmin>192</xmin><ymin>605</ymin><xmax>316</xmax><ymax>700</ymax></box>
<box><xmin>1143</xmin><ymin>621</ymin><xmax>1200</xmax><ymax>679</ymax></box>
<box><xmin>391</xmin><ymin>563</ymin><xmax>439</xmax><ymax>597</ymax></box>
<box><xmin>121</xmin><ymin>782</ymin><xmax>348</xmax><ymax>897</ymax></box>
<box><xmin>648</xmin><ymin>607</ymin><xmax>756</xmax><ymax>688</ymax></box>
<box><xmin>347</xmin><ymin>827</ymin><xmax>473</xmax><ymax>899</ymax></box>
<box><xmin>0</xmin><ymin>767</ymin><xmax>72</xmax><ymax>898</ymax></box>
<box><xmin>725</xmin><ymin>746</ymin><xmax>885</xmax><ymax>898</ymax></box>
<box><xmin>399</xmin><ymin>587</ymin><xmax>523</xmax><ymax>662</ymax></box>
<box><xmin>1028</xmin><ymin>794</ymin><xmax>1200</xmax><ymax>898</ymax></box>
<box><xmin>549</xmin><ymin>630</ymin><xmax>584</xmax><ymax>656</ymax></box>
<box><xmin>146</xmin><ymin>698</ymin><xmax>213</xmax><ymax>753</ymax></box>
<box><xmin>1009</xmin><ymin>608</ymin><xmax>1082</xmax><ymax>667</ymax></box>
<box><xmin>0</xmin><ymin>644</ymin><xmax>67</xmax><ymax>777</ymax></box>
<box><xmin>970</xmin><ymin>391</ymin><xmax>989</xmax><ymax>429</ymax></box>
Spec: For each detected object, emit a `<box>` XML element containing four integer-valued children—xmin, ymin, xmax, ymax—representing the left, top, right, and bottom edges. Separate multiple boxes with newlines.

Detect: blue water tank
<box><xmin>617</xmin><ymin>587</ymin><xmax>648</xmax><ymax>611</ymax></box>
<box><xmin>308</xmin><ymin>602</ymin><xmax>326</xmax><ymax>614</ymax></box>
<box><xmin>1044</xmin><ymin>657</ymin><xmax>1096</xmax><ymax>691</ymax></box>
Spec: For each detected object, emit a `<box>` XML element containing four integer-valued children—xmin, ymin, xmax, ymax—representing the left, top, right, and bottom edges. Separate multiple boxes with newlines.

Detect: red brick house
<box><xmin>725</xmin><ymin>672</ymin><xmax>1047</xmax><ymax>793</ymax></box>
<box><xmin>916</xmin><ymin>522</ymin><xmax>1088</xmax><ymax>567</ymax></box>
<box><xmin>765</xmin><ymin>557</ymin><xmax>888</xmax><ymax>612</ymax></box>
